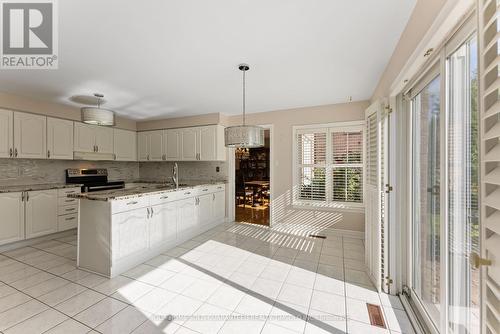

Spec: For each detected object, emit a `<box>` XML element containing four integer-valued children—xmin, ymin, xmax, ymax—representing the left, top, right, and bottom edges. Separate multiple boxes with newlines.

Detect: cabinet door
<box><xmin>14</xmin><ymin>112</ymin><xmax>47</xmax><ymax>159</ymax></box>
<box><xmin>94</xmin><ymin>126</ymin><xmax>113</xmax><ymax>154</ymax></box>
<box><xmin>198</xmin><ymin>194</ymin><xmax>213</xmax><ymax>226</ymax></box>
<box><xmin>137</xmin><ymin>132</ymin><xmax>149</xmax><ymax>161</ymax></box>
<box><xmin>0</xmin><ymin>192</ymin><xmax>24</xmax><ymax>246</ymax></box>
<box><xmin>112</xmin><ymin>208</ymin><xmax>149</xmax><ymax>261</ymax></box>
<box><xmin>164</xmin><ymin>129</ymin><xmax>181</xmax><ymax>161</ymax></box>
<box><xmin>0</xmin><ymin>109</ymin><xmax>13</xmax><ymax>158</ymax></box>
<box><xmin>213</xmin><ymin>191</ymin><xmax>225</xmax><ymax>222</ymax></box>
<box><xmin>114</xmin><ymin>129</ymin><xmax>137</xmax><ymax>161</ymax></box>
<box><xmin>177</xmin><ymin>197</ymin><xmax>197</xmax><ymax>234</ymax></box>
<box><xmin>148</xmin><ymin>131</ymin><xmax>164</xmax><ymax>161</ymax></box>
<box><xmin>74</xmin><ymin>122</ymin><xmax>96</xmax><ymax>153</ymax></box>
<box><xmin>47</xmin><ymin>118</ymin><xmax>74</xmax><ymax>160</ymax></box>
<box><xmin>25</xmin><ymin>190</ymin><xmax>57</xmax><ymax>239</ymax></box>
<box><xmin>199</xmin><ymin>126</ymin><xmax>217</xmax><ymax>161</ymax></box>
<box><xmin>181</xmin><ymin>128</ymin><xmax>198</xmax><ymax>160</ymax></box>
<box><xmin>150</xmin><ymin>202</ymin><xmax>177</xmax><ymax>248</ymax></box>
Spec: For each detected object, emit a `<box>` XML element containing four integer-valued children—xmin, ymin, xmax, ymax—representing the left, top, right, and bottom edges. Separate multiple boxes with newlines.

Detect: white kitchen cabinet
<box><xmin>150</xmin><ymin>202</ymin><xmax>177</xmax><ymax>248</ymax></box>
<box><xmin>177</xmin><ymin>197</ymin><xmax>198</xmax><ymax>234</ymax></box>
<box><xmin>197</xmin><ymin>194</ymin><xmax>213</xmax><ymax>226</ymax></box>
<box><xmin>74</xmin><ymin>122</ymin><xmax>113</xmax><ymax>154</ymax></box>
<box><xmin>137</xmin><ymin>130</ymin><xmax>163</xmax><ymax>161</ymax></box>
<box><xmin>112</xmin><ymin>208</ymin><xmax>149</xmax><ymax>261</ymax></box>
<box><xmin>0</xmin><ymin>109</ymin><xmax>13</xmax><ymax>158</ymax></box>
<box><xmin>164</xmin><ymin>129</ymin><xmax>180</xmax><ymax>161</ymax></box>
<box><xmin>0</xmin><ymin>192</ymin><xmax>24</xmax><ymax>246</ymax></box>
<box><xmin>25</xmin><ymin>189</ymin><xmax>57</xmax><ymax>239</ymax></box>
<box><xmin>181</xmin><ymin>128</ymin><xmax>198</xmax><ymax>160</ymax></box>
<box><xmin>199</xmin><ymin>126</ymin><xmax>217</xmax><ymax>161</ymax></box>
<box><xmin>113</xmin><ymin>129</ymin><xmax>137</xmax><ymax>161</ymax></box>
<box><xmin>13</xmin><ymin>112</ymin><xmax>47</xmax><ymax>159</ymax></box>
<box><xmin>94</xmin><ymin>126</ymin><xmax>114</xmax><ymax>154</ymax></box>
<box><xmin>213</xmin><ymin>190</ymin><xmax>226</xmax><ymax>222</ymax></box>
<box><xmin>47</xmin><ymin>118</ymin><xmax>74</xmax><ymax>160</ymax></box>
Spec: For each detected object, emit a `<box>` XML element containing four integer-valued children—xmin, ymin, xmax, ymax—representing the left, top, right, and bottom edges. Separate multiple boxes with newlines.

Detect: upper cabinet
<box><xmin>14</xmin><ymin>112</ymin><xmax>47</xmax><ymax>159</ymax></box>
<box><xmin>138</xmin><ymin>130</ymin><xmax>163</xmax><ymax>161</ymax></box>
<box><xmin>0</xmin><ymin>109</ymin><xmax>13</xmax><ymax>158</ymax></box>
<box><xmin>47</xmin><ymin>118</ymin><xmax>74</xmax><ymax>160</ymax></box>
<box><xmin>181</xmin><ymin>127</ymin><xmax>199</xmax><ymax>161</ymax></box>
<box><xmin>139</xmin><ymin>125</ymin><xmax>226</xmax><ymax>162</ymax></box>
<box><xmin>74</xmin><ymin>122</ymin><xmax>113</xmax><ymax>154</ymax></box>
<box><xmin>113</xmin><ymin>129</ymin><xmax>137</xmax><ymax>161</ymax></box>
<box><xmin>164</xmin><ymin>129</ymin><xmax>180</xmax><ymax>161</ymax></box>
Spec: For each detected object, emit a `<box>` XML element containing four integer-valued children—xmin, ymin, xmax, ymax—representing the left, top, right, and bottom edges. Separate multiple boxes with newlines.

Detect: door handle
<box><xmin>470</xmin><ymin>252</ymin><xmax>492</xmax><ymax>269</ymax></box>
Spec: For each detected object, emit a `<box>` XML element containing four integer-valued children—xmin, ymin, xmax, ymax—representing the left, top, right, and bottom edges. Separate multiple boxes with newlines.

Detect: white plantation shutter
<box><xmin>367</xmin><ymin>113</ymin><xmax>378</xmax><ymax>187</ymax></box>
<box><xmin>331</xmin><ymin>131</ymin><xmax>363</xmax><ymax>203</ymax></box>
<box><xmin>479</xmin><ymin>1</ymin><xmax>500</xmax><ymax>333</ymax></box>
<box><xmin>295</xmin><ymin>125</ymin><xmax>363</xmax><ymax>205</ymax></box>
<box><xmin>297</xmin><ymin>131</ymin><xmax>327</xmax><ymax>201</ymax></box>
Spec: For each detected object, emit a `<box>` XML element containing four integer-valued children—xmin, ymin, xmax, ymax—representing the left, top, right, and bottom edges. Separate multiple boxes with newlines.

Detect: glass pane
<box><xmin>298</xmin><ymin>133</ymin><xmax>326</xmax><ymax>165</ymax></box>
<box><xmin>447</xmin><ymin>36</ymin><xmax>480</xmax><ymax>334</ymax></box>
<box><xmin>332</xmin><ymin>167</ymin><xmax>363</xmax><ymax>203</ymax></box>
<box><xmin>332</xmin><ymin>131</ymin><xmax>363</xmax><ymax>163</ymax></box>
<box><xmin>412</xmin><ymin>75</ymin><xmax>441</xmax><ymax>326</ymax></box>
<box><xmin>298</xmin><ymin>167</ymin><xmax>326</xmax><ymax>201</ymax></box>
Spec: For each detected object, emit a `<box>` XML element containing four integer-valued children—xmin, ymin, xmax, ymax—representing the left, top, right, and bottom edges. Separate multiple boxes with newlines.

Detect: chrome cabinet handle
<box><xmin>160</xmin><ymin>195</ymin><xmax>169</xmax><ymax>199</ymax></box>
<box><xmin>47</xmin><ymin>150</ymin><xmax>51</xmax><ymax>158</ymax></box>
<box><xmin>213</xmin><ymin>193</ymin><xmax>215</xmax><ymax>200</ymax></box>
<box><xmin>26</xmin><ymin>192</ymin><xmax>29</xmax><ymax>201</ymax></box>
<box><xmin>96</xmin><ymin>145</ymin><xmax>99</xmax><ymax>152</ymax></box>
<box><xmin>202</xmin><ymin>189</ymin><xmax>208</xmax><ymax>192</ymax></box>
<box><xmin>65</xmin><ymin>199</ymin><xmax>74</xmax><ymax>202</ymax></box>
<box><xmin>21</xmin><ymin>192</ymin><xmax>25</xmax><ymax>202</ymax></box>
<box><xmin>14</xmin><ymin>148</ymin><xmax>18</xmax><ymax>157</ymax></box>
<box><xmin>127</xmin><ymin>201</ymin><xmax>138</xmax><ymax>205</ymax></box>
<box><xmin>147</xmin><ymin>207</ymin><xmax>150</xmax><ymax>219</ymax></box>
<box><xmin>65</xmin><ymin>208</ymin><xmax>75</xmax><ymax>211</ymax></box>
<box><xmin>184</xmin><ymin>192</ymin><xmax>191</xmax><ymax>195</ymax></box>
<box><xmin>66</xmin><ymin>217</ymin><xmax>76</xmax><ymax>221</ymax></box>
<box><xmin>147</xmin><ymin>154</ymin><xmax>150</xmax><ymax>161</ymax></box>
<box><xmin>9</xmin><ymin>148</ymin><xmax>12</xmax><ymax>157</ymax></box>
<box><xmin>151</xmin><ymin>207</ymin><xmax>154</xmax><ymax>215</ymax></box>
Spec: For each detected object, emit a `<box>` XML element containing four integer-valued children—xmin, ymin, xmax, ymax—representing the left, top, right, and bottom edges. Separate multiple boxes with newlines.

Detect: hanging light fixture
<box><xmin>225</xmin><ymin>64</ymin><xmax>264</xmax><ymax>148</ymax></box>
<box><xmin>81</xmin><ymin>93</ymin><xmax>115</xmax><ymax>126</ymax></box>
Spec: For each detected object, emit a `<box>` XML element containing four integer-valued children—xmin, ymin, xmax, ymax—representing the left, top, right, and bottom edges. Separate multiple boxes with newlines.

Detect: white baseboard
<box><xmin>0</xmin><ymin>229</ymin><xmax>77</xmax><ymax>253</ymax></box>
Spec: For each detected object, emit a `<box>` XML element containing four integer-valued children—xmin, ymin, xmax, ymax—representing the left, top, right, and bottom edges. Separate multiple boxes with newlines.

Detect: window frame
<box><xmin>293</xmin><ymin>121</ymin><xmax>365</xmax><ymax>211</ymax></box>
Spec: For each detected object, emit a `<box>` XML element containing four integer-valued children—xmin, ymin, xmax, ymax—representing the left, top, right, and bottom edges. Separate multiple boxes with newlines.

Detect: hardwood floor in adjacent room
<box><xmin>235</xmin><ymin>204</ymin><xmax>269</xmax><ymax>226</ymax></box>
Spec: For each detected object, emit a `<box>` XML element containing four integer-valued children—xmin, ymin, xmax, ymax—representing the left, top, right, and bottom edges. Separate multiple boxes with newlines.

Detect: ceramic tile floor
<box><xmin>0</xmin><ymin>222</ymin><xmax>414</xmax><ymax>334</ymax></box>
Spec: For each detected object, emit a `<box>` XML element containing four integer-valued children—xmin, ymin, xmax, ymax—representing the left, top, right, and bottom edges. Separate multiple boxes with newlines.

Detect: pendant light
<box><xmin>81</xmin><ymin>93</ymin><xmax>115</xmax><ymax>126</ymax></box>
<box><xmin>225</xmin><ymin>64</ymin><xmax>265</xmax><ymax>148</ymax></box>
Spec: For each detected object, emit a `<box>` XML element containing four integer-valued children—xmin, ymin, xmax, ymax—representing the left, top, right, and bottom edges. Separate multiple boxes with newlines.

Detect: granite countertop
<box><xmin>0</xmin><ymin>183</ymin><xmax>82</xmax><ymax>193</ymax></box>
<box><xmin>69</xmin><ymin>180</ymin><xmax>227</xmax><ymax>202</ymax></box>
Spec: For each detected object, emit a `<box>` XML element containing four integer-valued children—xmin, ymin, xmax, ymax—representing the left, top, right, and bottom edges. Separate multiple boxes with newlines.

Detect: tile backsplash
<box><xmin>0</xmin><ymin>159</ymin><xmax>228</xmax><ymax>186</ymax></box>
<box><xmin>139</xmin><ymin>161</ymin><xmax>228</xmax><ymax>182</ymax></box>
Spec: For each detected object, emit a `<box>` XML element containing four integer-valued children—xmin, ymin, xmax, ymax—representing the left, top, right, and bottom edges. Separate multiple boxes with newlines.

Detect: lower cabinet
<box><xmin>149</xmin><ymin>202</ymin><xmax>177</xmax><ymax>248</ymax></box>
<box><xmin>25</xmin><ymin>190</ymin><xmax>58</xmax><ymax>239</ymax></box>
<box><xmin>0</xmin><ymin>192</ymin><xmax>25</xmax><ymax>246</ymax></box>
<box><xmin>78</xmin><ymin>184</ymin><xmax>226</xmax><ymax>277</ymax></box>
<box><xmin>112</xmin><ymin>208</ymin><xmax>149</xmax><ymax>261</ymax></box>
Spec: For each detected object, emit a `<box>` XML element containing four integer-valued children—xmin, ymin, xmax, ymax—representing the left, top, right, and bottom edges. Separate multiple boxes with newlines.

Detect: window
<box><xmin>295</xmin><ymin>123</ymin><xmax>364</xmax><ymax>208</ymax></box>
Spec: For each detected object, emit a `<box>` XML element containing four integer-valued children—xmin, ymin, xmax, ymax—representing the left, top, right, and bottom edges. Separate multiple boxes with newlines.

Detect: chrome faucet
<box><xmin>172</xmin><ymin>162</ymin><xmax>179</xmax><ymax>189</ymax></box>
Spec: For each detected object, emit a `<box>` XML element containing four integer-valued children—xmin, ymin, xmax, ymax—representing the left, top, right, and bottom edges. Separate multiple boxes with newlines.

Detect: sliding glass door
<box><xmin>411</xmin><ymin>74</ymin><xmax>442</xmax><ymax>327</ymax></box>
<box><xmin>408</xmin><ymin>17</ymin><xmax>479</xmax><ymax>334</ymax></box>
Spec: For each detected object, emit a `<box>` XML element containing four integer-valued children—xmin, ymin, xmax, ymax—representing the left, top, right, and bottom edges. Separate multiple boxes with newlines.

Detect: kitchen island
<box><xmin>71</xmin><ymin>181</ymin><xmax>226</xmax><ymax>278</ymax></box>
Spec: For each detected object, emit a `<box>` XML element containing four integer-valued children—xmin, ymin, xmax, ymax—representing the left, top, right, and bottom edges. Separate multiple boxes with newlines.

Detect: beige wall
<box><xmin>0</xmin><ymin>92</ymin><xmax>137</xmax><ymax>131</ymax></box>
<box><xmin>371</xmin><ymin>0</ymin><xmax>447</xmax><ymax>101</ymax></box>
<box><xmin>222</xmin><ymin>101</ymin><xmax>369</xmax><ymax>232</ymax></box>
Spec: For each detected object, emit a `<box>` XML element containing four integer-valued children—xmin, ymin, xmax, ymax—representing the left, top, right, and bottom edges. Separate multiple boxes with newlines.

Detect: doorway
<box><xmin>234</xmin><ymin>129</ymin><xmax>270</xmax><ymax>226</ymax></box>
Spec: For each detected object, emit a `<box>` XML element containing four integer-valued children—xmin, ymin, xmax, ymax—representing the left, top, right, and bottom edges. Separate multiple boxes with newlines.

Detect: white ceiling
<box><xmin>0</xmin><ymin>0</ymin><xmax>416</xmax><ymax>120</ymax></box>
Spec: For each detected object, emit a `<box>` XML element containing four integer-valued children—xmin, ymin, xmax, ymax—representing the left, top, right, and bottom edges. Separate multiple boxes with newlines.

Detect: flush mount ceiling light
<box><xmin>81</xmin><ymin>93</ymin><xmax>115</xmax><ymax>126</ymax></box>
<box><xmin>225</xmin><ymin>64</ymin><xmax>264</xmax><ymax>148</ymax></box>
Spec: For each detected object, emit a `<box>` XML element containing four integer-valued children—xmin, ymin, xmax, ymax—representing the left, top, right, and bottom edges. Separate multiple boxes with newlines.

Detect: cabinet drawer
<box><xmin>150</xmin><ymin>191</ymin><xmax>179</xmax><ymax>206</ymax></box>
<box><xmin>58</xmin><ymin>197</ymin><xmax>78</xmax><ymax>206</ymax></box>
<box><xmin>112</xmin><ymin>196</ymin><xmax>150</xmax><ymax>214</ymax></box>
<box><xmin>58</xmin><ymin>213</ymin><xmax>78</xmax><ymax>231</ymax></box>
<box><xmin>58</xmin><ymin>187</ymin><xmax>81</xmax><ymax>198</ymax></box>
<box><xmin>177</xmin><ymin>189</ymin><xmax>197</xmax><ymax>200</ymax></box>
<box><xmin>58</xmin><ymin>204</ymin><xmax>78</xmax><ymax>216</ymax></box>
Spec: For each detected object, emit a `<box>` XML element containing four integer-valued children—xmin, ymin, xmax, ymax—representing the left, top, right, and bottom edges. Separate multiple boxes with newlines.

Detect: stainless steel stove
<box><xmin>66</xmin><ymin>168</ymin><xmax>125</xmax><ymax>192</ymax></box>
